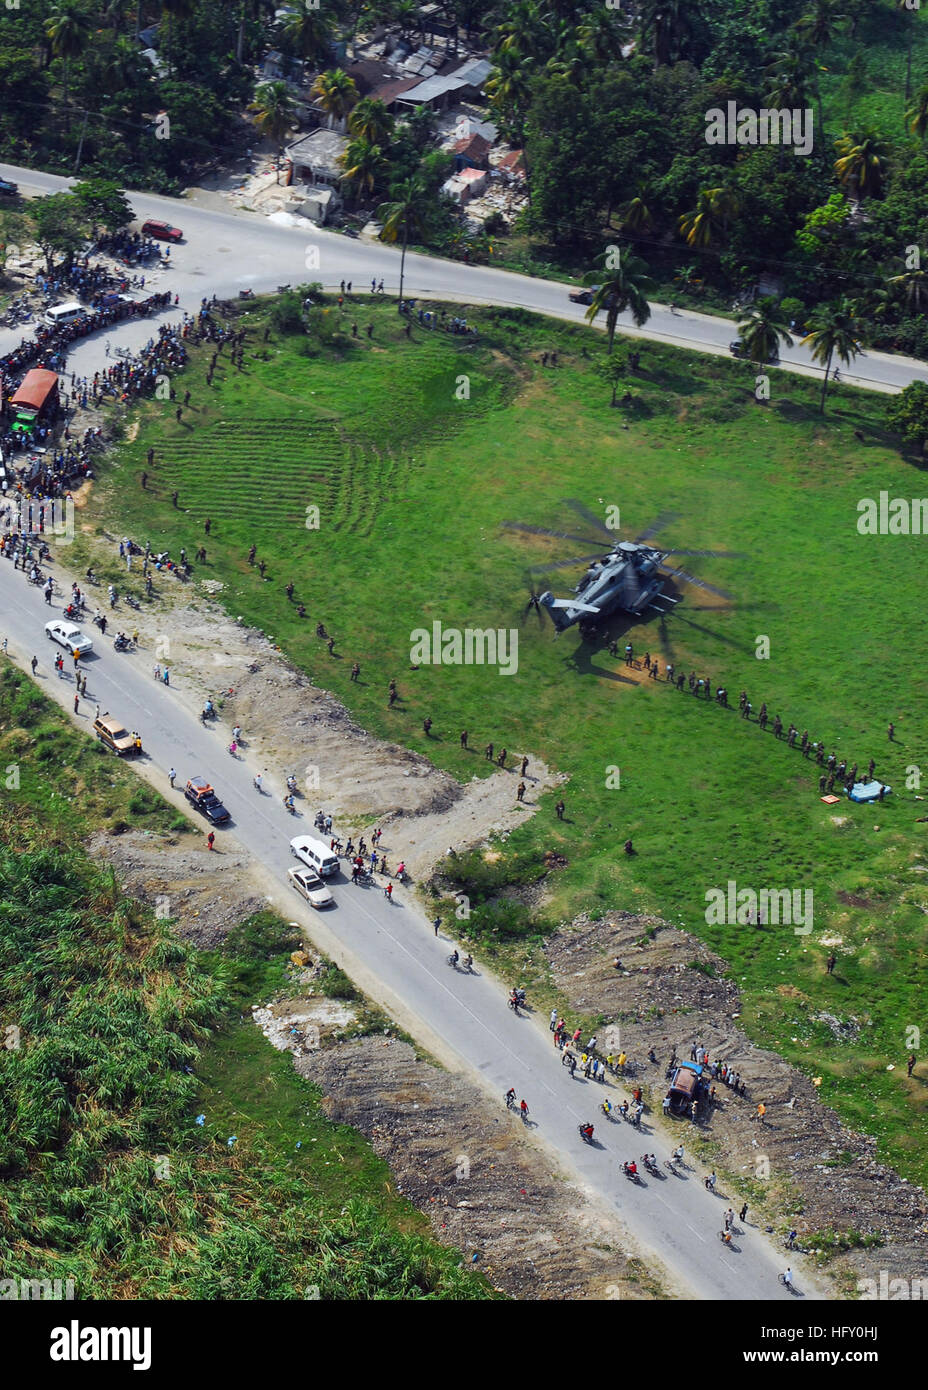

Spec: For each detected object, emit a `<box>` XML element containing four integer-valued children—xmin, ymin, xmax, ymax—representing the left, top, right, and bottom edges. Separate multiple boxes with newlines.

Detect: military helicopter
<box><xmin>507</xmin><ymin>501</ymin><xmax>740</xmax><ymax>635</ymax></box>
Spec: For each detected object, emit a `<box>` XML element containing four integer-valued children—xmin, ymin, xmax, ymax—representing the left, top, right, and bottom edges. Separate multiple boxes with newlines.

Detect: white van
<box><xmin>290</xmin><ymin>835</ymin><xmax>340</xmax><ymax>877</ymax></box>
<box><xmin>44</xmin><ymin>301</ymin><xmax>85</xmax><ymax>328</ymax></box>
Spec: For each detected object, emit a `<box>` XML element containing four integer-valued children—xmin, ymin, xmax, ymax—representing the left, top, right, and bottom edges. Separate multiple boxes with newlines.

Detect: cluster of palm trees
<box><xmin>44</xmin><ymin>0</ymin><xmax>203</xmax><ymax>124</ymax></box>
<box><xmin>579</xmin><ymin>247</ymin><xmax>867</xmax><ymax>416</ymax></box>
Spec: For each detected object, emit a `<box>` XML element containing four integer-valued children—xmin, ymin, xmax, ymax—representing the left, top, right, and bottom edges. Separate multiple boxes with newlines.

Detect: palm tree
<box><xmin>906</xmin><ymin>84</ymin><xmax>928</xmax><ymax>140</ymax></box>
<box><xmin>764</xmin><ymin>35</ymin><xmax>812</xmax><ymax>110</ymax></box>
<box><xmin>160</xmin><ymin>0</ymin><xmax>196</xmax><ymax>78</ymax></box>
<box><xmin>794</xmin><ymin>3</ymin><xmax>845</xmax><ymax>151</ymax></box>
<box><xmin>280</xmin><ymin>0</ymin><xmax>334</xmax><ymax>70</ymax></box>
<box><xmin>311</xmin><ymin>69</ymin><xmax>359</xmax><ymax>129</ymax></box>
<box><xmin>620</xmin><ymin>185</ymin><xmax>655</xmax><ymax>235</ymax></box>
<box><xmin>795</xmin><ymin>0</ymin><xmax>845</xmax><ymax>48</ymax></box>
<box><xmin>900</xmin><ymin>0</ymin><xmax>916</xmax><ymax>102</ymax></box>
<box><xmin>736</xmin><ymin>297</ymin><xmax>793</xmax><ymax>370</ymax></box>
<box><xmin>576</xmin><ymin>8</ymin><xmax>627</xmax><ymax>65</ymax></box>
<box><xmin>833</xmin><ymin>128</ymin><xmax>889</xmax><ymax>200</ymax></box>
<box><xmin>801</xmin><ymin>297</ymin><xmax>866</xmax><ymax>412</ymax></box>
<box><xmin>584</xmin><ymin>252</ymin><xmax>654</xmax><ymax>353</ymax></box>
<box><xmin>348</xmin><ymin>97</ymin><xmax>394</xmax><ymax>147</ymax></box>
<box><xmin>378</xmin><ymin>178</ymin><xmax>430</xmax><ymax>309</ymax></box>
<box><xmin>485</xmin><ymin>47</ymin><xmax>533</xmax><ymax>143</ymax></box>
<box><xmin>639</xmin><ymin>0</ymin><xmax>697</xmax><ymax>66</ymax></box>
<box><xmin>45</xmin><ymin>3</ymin><xmax>91</xmax><ymax>131</ymax></box>
<box><xmin>678</xmin><ymin>187</ymin><xmax>738</xmax><ymax>249</ymax></box>
<box><xmin>888</xmin><ymin>268</ymin><xmax>928</xmax><ymax>315</ymax></box>
<box><xmin>104</xmin><ymin>0</ymin><xmax>134</xmax><ymax>34</ymax></box>
<box><xmin>249</xmin><ymin>81</ymin><xmax>298</xmax><ymax>183</ymax></box>
<box><xmin>341</xmin><ymin>138</ymin><xmax>387</xmax><ymax>202</ymax></box>
<box><xmin>100</xmin><ymin>35</ymin><xmax>146</xmax><ymax>92</ymax></box>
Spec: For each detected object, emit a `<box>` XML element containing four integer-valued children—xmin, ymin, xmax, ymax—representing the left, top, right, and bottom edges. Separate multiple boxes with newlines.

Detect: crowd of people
<box><xmin>615</xmin><ymin>642</ymin><xmax>886</xmax><ymax>799</ymax></box>
<box><xmin>0</xmin><ymin>289</ymin><xmax>174</xmax><ymax>386</ymax></box>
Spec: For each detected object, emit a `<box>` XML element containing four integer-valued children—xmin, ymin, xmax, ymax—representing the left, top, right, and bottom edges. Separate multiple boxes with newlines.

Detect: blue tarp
<box><xmin>848</xmin><ymin>781</ymin><xmax>891</xmax><ymax>803</ymax></box>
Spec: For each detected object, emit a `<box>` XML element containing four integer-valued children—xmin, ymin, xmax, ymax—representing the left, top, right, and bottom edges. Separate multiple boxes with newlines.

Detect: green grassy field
<box><xmin>86</xmin><ymin>293</ymin><xmax>928</xmax><ymax>1184</ymax></box>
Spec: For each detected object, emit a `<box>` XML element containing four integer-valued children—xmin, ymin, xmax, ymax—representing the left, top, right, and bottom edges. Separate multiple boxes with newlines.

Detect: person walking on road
<box><xmin>519</xmin><ymin>1099</ymin><xmax>528</xmax><ymax>1122</ymax></box>
<box><xmin>169</xmin><ymin>768</ymin><xmax>177</xmax><ymax>788</ymax></box>
<box><xmin>433</xmin><ymin>916</ymin><xmax>441</xmax><ymax>937</ymax></box>
<box><xmin>739</xmin><ymin>1203</ymin><xmax>749</xmax><ymax>1223</ymax></box>
<box><xmin>73</xmin><ymin>693</ymin><xmax>79</xmax><ymax>714</ymax></box>
<box><xmin>207</xmin><ymin>831</ymin><xmax>215</xmax><ymax>850</ymax></box>
<box><xmin>31</xmin><ymin>656</ymin><xmax>38</xmax><ymax>675</ymax></box>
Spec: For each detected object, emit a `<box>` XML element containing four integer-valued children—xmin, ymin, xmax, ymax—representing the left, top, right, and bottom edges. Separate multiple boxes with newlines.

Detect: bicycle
<box><xmin>718</xmin><ymin>1230</ymin><xmax>735</xmax><ymax>1247</ymax></box>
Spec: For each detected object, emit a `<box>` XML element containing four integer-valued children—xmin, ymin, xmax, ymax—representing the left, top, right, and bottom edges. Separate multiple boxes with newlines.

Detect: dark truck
<box><xmin>184</xmin><ymin>776</ymin><xmax>230</xmax><ymax>823</ymax></box>
<box><xmin>8</xmin><ymin>368</ymin><xmax>59</xmax><ymax>436</ymax></box>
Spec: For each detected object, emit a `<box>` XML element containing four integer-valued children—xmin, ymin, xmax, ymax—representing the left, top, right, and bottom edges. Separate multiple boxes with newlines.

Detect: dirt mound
<box><xmin>89</xmin><ymin>584</ymin><xmax>557</xmax><ymax>880</ymax></box>
<box><xmin>545</xmin><ymin>914</ymin><xmax>928</xmax><ymax>1280</ymax></box>
<box><xmin>298</xmin><ymin>1036</ymin><xmax>662</xmax><ymax>1300</ymax></box>
<box><xmin>86</xmin><ymin>828</ymin><xmax>264</xmax><ymax>946</ymax></box>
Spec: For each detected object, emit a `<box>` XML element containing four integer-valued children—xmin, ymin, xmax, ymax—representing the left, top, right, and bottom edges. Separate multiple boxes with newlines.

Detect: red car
<box><xmin>141</xmin><ymin>219</ymin><xmax>183</xmax><ymax>242</ymax></box>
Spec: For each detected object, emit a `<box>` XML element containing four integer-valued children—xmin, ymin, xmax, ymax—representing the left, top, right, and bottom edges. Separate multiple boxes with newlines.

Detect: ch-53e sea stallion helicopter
<box><xmin>504</xmin><ymin>500</ymin><xmax>741</xmax><ymax>635</ymax></box>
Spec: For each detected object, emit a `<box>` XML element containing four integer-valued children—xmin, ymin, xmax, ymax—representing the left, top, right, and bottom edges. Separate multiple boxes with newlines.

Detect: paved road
<box><xmin>0</xmin><ymin>545</ymin><xmax>823</xmax><ymax>1301</ymax></box>
<box><xmin>3</xmin><ymin>159</ymin><xmax>928</xmax><ymax>396</ymax></box>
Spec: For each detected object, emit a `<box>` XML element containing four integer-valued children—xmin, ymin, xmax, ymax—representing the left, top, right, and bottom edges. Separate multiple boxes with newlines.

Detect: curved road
<box><xmin>3</xmin><ymin>158</ymin><xmax>928</xmax><ymax>396</ymax></box>
<box><xmin>0</xmin><ymin>551</ymin><xmax>824</xmax><ymax>1301</ymax></box>
<box><xmin>1</xmin><ymin>158</ymin><xmax>834</xmax><ymax>1298</ymax></box>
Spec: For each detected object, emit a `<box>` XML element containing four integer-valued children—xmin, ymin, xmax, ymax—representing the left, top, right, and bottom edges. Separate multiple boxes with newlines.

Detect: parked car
<box><xmin>45</xmin><ymin>620</ymin><xmax>93</xmax><ymax>656</ymax></box>
<box><xmin>141</xmin><ymin>219</ymin><xmax>183</xmax><ymax>242</ymax></box>
<box><xmin>0</xmin><ymin>178</ymin><xmax>18</xmax><ymax>196</ymax></box>
<box><xmin>568</xmin><ymin>285</ymin><xmax>599</xmax><ymax>305</ymax></box>
<box><xmin>290</xmin><ymin>835</ymin><xmax>340</xmax><ymax>877</ymax></box>
<box><xmin>93</xmin><ymin>716</ymin><xmax>140</xmax><ymax>756</ymax></box>
<box><xmin>288</xmin><ymin>866</ymin><xmax>334</xmax><ymax>909</ymax></box>
<box><xmin>184</xmin><ymin>775</ymin><xmax>230</xmax><ymax>823</ymax></box>
<box><xmin>729</xmin><ymin>338</ymin><xmax>779</xmax><ymax>364</ymax></box>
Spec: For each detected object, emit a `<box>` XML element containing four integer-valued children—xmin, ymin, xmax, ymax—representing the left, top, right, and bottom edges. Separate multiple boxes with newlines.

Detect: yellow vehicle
<box><xmin>93</xmin><ymin>716</ymin><xmax>141</xmax><ymax>756</ymax></box>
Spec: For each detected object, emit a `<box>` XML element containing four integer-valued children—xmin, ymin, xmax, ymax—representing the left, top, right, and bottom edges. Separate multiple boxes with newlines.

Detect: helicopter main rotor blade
<box><xmin>659</xmin><ymin>564</ymin><xmax>735</xmax><ymax>601</ymax></box>
<box><xmin>661</xmin><ymin>548</ymin><xmax>746</xmax><ymax>559</ymax></box>
<box><xmin>529</xmin><ymin>553</ymin><xmax>608</xmax><ymax>574</ymax></box>
<box><xmin>547</xmin><ymin>597</ymin><xmax>601</xmax><ymax>613</ymax></box>
<box><xmin>561</xmin><ymin>498</ymin><xmax>615</xmax><ymax>539</ymax></box>
<box><xmin>502</xmin><ymin>521</ymin><xmax>605</xmax><ymax>547</ymax></box>
<box><xmin>635</xmin><ymin>511</ymin><xmax>682</xmax><ymax>543</ymax></box>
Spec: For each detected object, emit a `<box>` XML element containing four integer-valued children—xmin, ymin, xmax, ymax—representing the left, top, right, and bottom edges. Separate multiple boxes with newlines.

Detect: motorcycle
<box><xmin>578</xmin><ymin>1124</ymin><xmax>595</xmax><ymax>1145</ymax></box>
<box><xmin>622</xmin><ymin>1162</ymin><xmax>642</xmax><ymax>1184</ymax></box>
<box><xmin>113</xmin><ymin>634</ymin><xmax>132</xmax><ymax>652</ymax></box>
<box><xmin>238</xmin><ymin>288</ymin><xmax>255</xmax><ymax>299</ymax></box>
<box><xmin>313</xmin><ymin>812</ymin><xmax>326</xmax><ymax>831</ymax></box>
<box><xmin>125</xmin><ymin>594</ymin><xmax>141</xmax><ymax>610</ymax></box>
